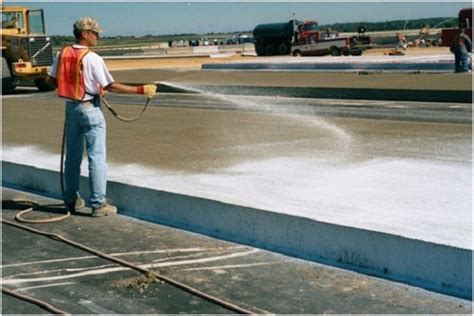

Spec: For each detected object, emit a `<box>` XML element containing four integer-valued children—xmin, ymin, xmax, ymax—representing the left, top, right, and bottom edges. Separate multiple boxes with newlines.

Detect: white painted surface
<box><xmin>2</xmin><ymin>145</ymin><xmax>472</xmax><ymax>250</ymax></box>
<box><xmin>193</xmin><ymin>46</ymin><xmax>219</xmax><ymax>54</ymax></box>
<box><xmin>220</xmin><ymin>54</ymin><xmax>455</xmax><ymax>65</ymax></box>
<box><xmin>14</xmin><ymin>282</ymin><xmax>75</xmax><ymax>292</ymax></box>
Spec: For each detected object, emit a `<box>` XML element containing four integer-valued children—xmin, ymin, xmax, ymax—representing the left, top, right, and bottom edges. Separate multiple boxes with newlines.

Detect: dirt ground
<box><xmin>105</xmin><ymin>46</ymin><xmax>452</xmax><ymax>71</ymax></box>
<box><xmin>363</xmin><ymin>46</ymin><xmax>451</xmax><ymax>56</ymax></box>
<box><xmin>105</xmin><ymin>54</ymin><xmax>253</xmax><ymax>70</ymax></box>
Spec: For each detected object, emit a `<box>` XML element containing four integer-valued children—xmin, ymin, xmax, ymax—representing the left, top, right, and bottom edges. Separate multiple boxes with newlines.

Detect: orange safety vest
<box><xmin>56</xmin><ymin>46</ymin><xmax>90</xmax><ymax>101</ymax></box>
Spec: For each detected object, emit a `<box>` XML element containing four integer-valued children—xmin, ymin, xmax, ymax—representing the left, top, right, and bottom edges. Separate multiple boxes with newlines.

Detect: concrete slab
<box><xmin>156</xmin><ymin>82</ymin><xmax>472</xmax><ymax>103</ymax></box>
<box><xmin>2</xmin><ymin>188</ymin><xmax>471</xmax><ymax>314</ymax></box>
<box><xmin>202</xmin><ymin>55</ymin><xmax>455</xmax><ymax>72</ymax></box>
<box><xmin>2</xmin><ymin>70</ymin><xmax>472</xmax><ymax>298</ymax></box>
<box><xmin>2</xmin><ymin>92</ymin><xmax>471</xmax><ymax>249</ymax></box>
<box><xmin>108</xmin><ymin>68</ymin><xmax>472</xmax><ymax>91</ymax></box>
<box><xmin>3</xmin><ymin>160</ymin><xmax>472</xmax><ymax>300</ymax></box>
<box><xmin>110</xmin><ymin>69</ymin><xmax>473</xmax><ymax>103</ymax></box>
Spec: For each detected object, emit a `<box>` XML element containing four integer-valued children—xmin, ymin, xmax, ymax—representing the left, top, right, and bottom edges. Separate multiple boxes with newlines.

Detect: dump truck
<box><xmin>253</xmin><ymin>19</ymin><xmax>359</xmax><ymax>56</ymax></box>
<box><xmin>1</xmin><ymin>3</ymin><xmax>54</xmax><ymax>93</ymax></box>
<box><xmin>440</xmin><ymin>8</ymin><xmax>472</xmax><ymax>47</ymax></box>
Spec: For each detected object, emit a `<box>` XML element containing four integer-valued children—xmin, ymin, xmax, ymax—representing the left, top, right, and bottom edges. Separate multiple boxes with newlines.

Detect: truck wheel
<box><xmin>264</xmin><ymin>45</ymin><xmax>274</xmax><ymax>56</ymax></box>
<box><xmin>35</xmin><ymin>78</ymin><xmax>55</xmax><ymax>92</ymax></box>
<box><xmin>277</xmin><ymin>43</ymin><xmax>289</xmax><ymax>55</ymax></box>
<box><xmin>2</xmin><ymin>57</ymin><xmax>16</xmax><ymax>94</ymax></box>
<box><xmin>293</xmin><ymin>50</ymin><xmax>302</xmax><ymax>57</ymax></box>
<box><xmin>255</xmin><ymin>44</ymin><xmax>266</xmax><ymax>56</ymax></box>
<box><xmin>330</xmin><ymin>46</ymin><xmax>341</xmax><ymax>56</ymax></box>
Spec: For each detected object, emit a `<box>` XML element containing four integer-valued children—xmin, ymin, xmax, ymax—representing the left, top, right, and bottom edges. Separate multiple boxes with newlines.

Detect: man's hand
<box><xmin>136</xmin><ymin>84</ymin><xmax>157</xmax><ymax>98</ymax></box>
<box><xmin>143</xmin><ymin>84</ymin><xmax>157</xmax><ymax>98</ymax></box>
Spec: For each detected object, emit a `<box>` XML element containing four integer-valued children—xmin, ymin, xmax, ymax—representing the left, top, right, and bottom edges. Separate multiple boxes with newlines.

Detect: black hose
<box><xmin>2</xmin><ymin>286</ymin><xmax>70</xmax><ymax>315</ymax></box>
<box><xmin>101</xmin><ymin>95</ymin><xmax>151</xmax><ymax>122</ymax></box>
<box><xmin>14</xmin><ymin>120</ymin><xmax>71</xmax><ymax>224</ymax></box>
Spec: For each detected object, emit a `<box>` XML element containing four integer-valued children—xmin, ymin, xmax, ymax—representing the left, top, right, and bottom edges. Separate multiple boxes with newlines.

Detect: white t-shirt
<box><xmin>49</xmin><ymin>44</ymin><xmax>114</xmax><ymax>101</ymax></box>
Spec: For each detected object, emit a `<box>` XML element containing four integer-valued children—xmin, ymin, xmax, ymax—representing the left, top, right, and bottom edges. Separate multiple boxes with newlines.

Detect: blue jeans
<box><xmin>64</xmin><ymin>99</ymin><xmax>107</xmax><ymax>208</ymax></box>
<box><xmin>454</xmin><ymin>53</ymin><xmax>470</xmax><ymax>73</ymax></box>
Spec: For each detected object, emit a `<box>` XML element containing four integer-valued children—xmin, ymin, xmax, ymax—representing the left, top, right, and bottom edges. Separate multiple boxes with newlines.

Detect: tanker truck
<box><xmin>253</xmin><ymin>19</ymin><xmax>358</xmax><ymax>56</ymax></box>
<box><xmin>253</xmin><ymin>19</ymin><xmax>310</xmax><ymax>56</ymax></box>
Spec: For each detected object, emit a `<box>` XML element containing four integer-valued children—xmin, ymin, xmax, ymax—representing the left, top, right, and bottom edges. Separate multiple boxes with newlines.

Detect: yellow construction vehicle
<box><xmin>1</xmin><ymin>2</ymin><xmax>54</xmax><ymax>93</ymax></box>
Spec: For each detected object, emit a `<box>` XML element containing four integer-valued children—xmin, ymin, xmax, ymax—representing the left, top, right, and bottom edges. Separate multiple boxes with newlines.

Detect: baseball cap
<box><xmin>73</xmin><ymin>17</ymin><xmax>103</xmax><ymax>33</ymax></box>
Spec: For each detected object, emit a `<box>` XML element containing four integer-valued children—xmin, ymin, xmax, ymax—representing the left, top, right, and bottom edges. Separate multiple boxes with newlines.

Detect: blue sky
<box><xmin>5</xmin><ymin>1</ymin><xmax>471</xmax><ymax>36</ymax></box>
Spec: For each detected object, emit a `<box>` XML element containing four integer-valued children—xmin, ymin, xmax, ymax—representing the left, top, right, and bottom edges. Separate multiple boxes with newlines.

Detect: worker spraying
<box><xmin>45</xmin><ymin>17</ymin><xmax>157</xmax><ymax>217</ymax></box>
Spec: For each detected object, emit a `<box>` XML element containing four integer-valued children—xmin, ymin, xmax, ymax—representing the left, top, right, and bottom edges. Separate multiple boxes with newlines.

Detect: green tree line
<box><xmin>320</xmin><ymin>17</ymin><xmax>458</xmax><ymax>33</ymax></box>
<box><xmin>51</xmin><ymin>16</ymin><xmax>459</xmax><ymax>47</ymax></box>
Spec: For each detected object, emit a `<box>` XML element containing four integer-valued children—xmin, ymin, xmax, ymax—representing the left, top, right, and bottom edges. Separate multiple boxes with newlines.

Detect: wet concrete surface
<box><xmin>2</xmin><ymin>83</ymin><xmax>472</xmax><ymax>249</ymax></box>
<box><xmin>2</xmin><ymin>187</ymin><xmax>472</xmax><ymax>314</ymax></box>
<box><xmin>109</xmin><ymin>68</ymin><xmax>472</xmax><ymax>91</ymax></box>
<box><xmin>157</xmin><ymin>83</ymin><xmax>472</xmax><ymax>103</ymax></box>
<box><xmin>2</xmin><ymin>89</ymin><xmax>471</xmax><ymax>171</ymax></box>
<box><xmin>201</xmin><ymin>54</ymin><xmax>457</xmax><ymax>72</ymax></box>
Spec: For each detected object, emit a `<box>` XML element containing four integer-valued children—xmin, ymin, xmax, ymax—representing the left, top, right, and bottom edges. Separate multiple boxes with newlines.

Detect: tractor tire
<box><xmin>330</xmin><ymin>46</ymin><xmax>341</xmax><ymax>56</ymax></box>
<box><xmin>293</xmin><ymin>50</ymin><xmax>302</xmax><ymax>57</ymax></box>
<box><xmin>35</xmin><ymin>78</ymin><xmax>55</xmax><ymax>92</ymax></box>
<box><xmin>2</xmin><ymin>57</ymin><xmax>16</xmax><ymax>94</ymax></box>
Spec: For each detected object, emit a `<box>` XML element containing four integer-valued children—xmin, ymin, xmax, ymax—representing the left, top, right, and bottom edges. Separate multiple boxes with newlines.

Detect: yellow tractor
<box><xmin>1</xmin><ymin>3</ymin><xmax>54</xmax><ymax>93</ymax></box>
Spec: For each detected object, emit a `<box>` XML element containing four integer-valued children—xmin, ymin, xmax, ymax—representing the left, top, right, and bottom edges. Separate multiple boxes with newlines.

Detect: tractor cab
<box><xmin>1</xmin><ymin>5</ymin><xmax>54</xmax><ymax>93</ymax></box>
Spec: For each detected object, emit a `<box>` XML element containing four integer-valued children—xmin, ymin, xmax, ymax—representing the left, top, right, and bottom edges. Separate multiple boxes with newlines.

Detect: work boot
<box><xmin>65</xmin><ymin>197</ymin><xmax>85</xmax><ymax>213</ymax></box>
<box><xmin>92</xmin><ymin>203</ymin><xmax>117</xmax><ymax>217</ymax></box>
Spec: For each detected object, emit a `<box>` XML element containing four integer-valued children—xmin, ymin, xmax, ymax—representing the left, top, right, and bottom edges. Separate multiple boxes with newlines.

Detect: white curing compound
<box><xmin>2</xmin><ymin>152</ymin><xmax>472</xmax><ymax>299</ymax></box>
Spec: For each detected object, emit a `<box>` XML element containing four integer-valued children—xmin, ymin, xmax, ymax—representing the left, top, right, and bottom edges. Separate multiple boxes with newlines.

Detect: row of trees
<box><xmin>320</xmin><ymin>17</ymin><xmax>458</xmax><ymax>33</ymax></box>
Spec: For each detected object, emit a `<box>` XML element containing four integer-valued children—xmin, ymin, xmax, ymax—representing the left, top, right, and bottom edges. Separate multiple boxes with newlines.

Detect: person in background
<box><xmin>46</xmin><ymin>17</ymin><xmax>156</xmax><ymax>217</ymax></box>
<box><xmin>2</xmin><ymin>13</ymin><xmax>18</xmax><ymax>29</ymax></box>
<box><xmin>451</xmin><ymin>29</ymin><xmax>472</xmax><ymax>73</ymax></box>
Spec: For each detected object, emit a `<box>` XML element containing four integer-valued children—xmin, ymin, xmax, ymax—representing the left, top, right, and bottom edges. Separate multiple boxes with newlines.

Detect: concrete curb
<box><xmin>156</xmin><ymin>83</ymin><xmax>472</xmax><ymax>103</ymax></box>
<box><xmin>2</xmin><ymin>161</ymin><xmax>472</xmax><ymax>299</ymax></box>
<box><xmin>202</xmin><ymin>60</ymin><xmax>454</xmax><ymax>72</ymax></box>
